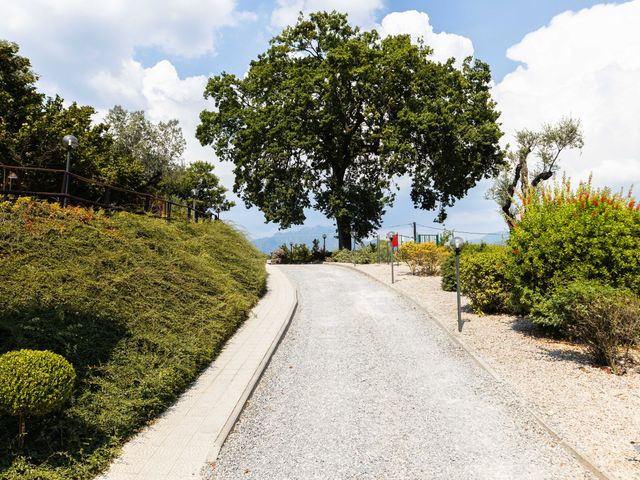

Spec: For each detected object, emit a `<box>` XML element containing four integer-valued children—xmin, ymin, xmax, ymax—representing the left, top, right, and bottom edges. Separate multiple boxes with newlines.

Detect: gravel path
<box><xmin>206</xmin><ymin>265</ymin><xmax>592</xmax><ymax>480</ymax></box>
<box><xmin>351</xmin><ymin>262</ymin><xmax>640</xmax><ymax>480</ymax></box>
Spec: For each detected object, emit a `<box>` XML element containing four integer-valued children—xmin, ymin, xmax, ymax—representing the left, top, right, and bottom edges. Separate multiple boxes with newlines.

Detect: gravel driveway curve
<box><xmin>206</xmin><ymin>265</ymin><xmax>593</xmax><ymax>480</ymax></box>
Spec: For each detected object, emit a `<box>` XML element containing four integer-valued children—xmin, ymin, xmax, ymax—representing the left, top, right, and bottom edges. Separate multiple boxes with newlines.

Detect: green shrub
<box><xmin>0</xmin><ymin>350</ymin><xmax>75</xmax><ymax>447</ymax></box>
<box><xmin>548</xmin><ymin>281</ymin><xmax>640</xmax><ymax>373</ymax></box>
<box><xmin>459</xmin><ymin>246</ymin><xmax>513</xmax><ymax>314</ymax></box>
<box><xmin>508</xmin><ymin>179</ymin><xmax>640</xmax><ymax>317</ymax></box>
<box><xmin>0</xmin><ymin>199</ymin><xmax>265</xmax><ymax>478</ymax></box>
<box><xmin>440</xmin><ymin>243</ymin><xmax>500</xmax><ymax>291</ymax></box>
<box><xmin>270</xmin><ymin>243</ymin><xmax>316</xmax><ymax>264</ymax></box>
<box><xmin>327</xmin><ymin>244</ymin><xmax>377</xmax><ymax>264</ymax></box>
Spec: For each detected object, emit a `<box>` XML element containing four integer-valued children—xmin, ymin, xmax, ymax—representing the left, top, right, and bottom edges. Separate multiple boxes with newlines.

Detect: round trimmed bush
<box><xmin>0</xmin><ymin>349</ymin><xmax>75</xmax><ymax>443</ymax></box>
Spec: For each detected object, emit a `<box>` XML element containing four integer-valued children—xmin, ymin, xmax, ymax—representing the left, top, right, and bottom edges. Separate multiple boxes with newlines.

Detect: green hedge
<box><xmin>440</xmin><ymin>243</ymin><xmax>503</xmax><ymax>292</ymax></box>
<box><xmin>459</xmin><ymin>246</ymin><xmax>513</xmax><ymax>314</ymax></box>
<box><xmin>0</xmin><ymin>198</ymin><xmax>266</xmax><ymax>479</ymax></box>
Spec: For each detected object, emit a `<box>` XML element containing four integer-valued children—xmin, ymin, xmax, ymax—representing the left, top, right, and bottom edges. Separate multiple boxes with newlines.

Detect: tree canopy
<box><xmin>197</xmin><ymin>11</ymin><xmax>504</xmax><ymax>248</ymax></box>
<box><xmin>488</xmin><ymin>117</ymin><xmax>583</xmax><ymax>226</ymax></box>
<box><xmin>104</xmin><ymin>106</ymin><xmax>186</xmax><ymax>190</ymax></box>
<box><xmin>176</xmin><ymin>161</ymin><xmax>235</xmax><ymax>218</ymax></box>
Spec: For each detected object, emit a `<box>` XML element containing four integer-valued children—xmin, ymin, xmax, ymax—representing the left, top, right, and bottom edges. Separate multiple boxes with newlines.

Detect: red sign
<box><xmin>391</xmin><ymin>234</ymin><xmax>398</xmax><ymax>248</ymax></box>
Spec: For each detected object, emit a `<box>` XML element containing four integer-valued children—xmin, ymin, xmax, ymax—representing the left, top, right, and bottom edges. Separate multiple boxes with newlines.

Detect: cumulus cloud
<box><xmin>0</xmin><ymin>0</ymin><xmax>253</xmax><ymax>103</ymax></box>
<box><xmin>270</xmin><ymin>0</ymin><xmax>383</xmax><ymax>29</ymax></box>
<box><xmin>0</xmin><ymin>0</ymin><xmax>255</xmax><ymax>184</ymax></box>
<box><xmin>377</xmin><ymin>10</ymin><xmax>474</xmax><ymax>64</ymax></box>
<box><xmin>493</xmin><ymin>1</ymin><xmax>640</xmax><ymax>188</ymax></box>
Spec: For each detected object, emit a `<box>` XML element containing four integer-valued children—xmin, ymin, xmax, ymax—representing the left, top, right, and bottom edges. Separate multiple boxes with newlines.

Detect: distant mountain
<box><xmin>252</xmin><ymin>225</ymin><xmax>338</xmax><ymax>254</ymax></box>
<box><xmin>469</xmin><ymin>231</ymin><xmax>509</xmax><ymax>245</ymax></box>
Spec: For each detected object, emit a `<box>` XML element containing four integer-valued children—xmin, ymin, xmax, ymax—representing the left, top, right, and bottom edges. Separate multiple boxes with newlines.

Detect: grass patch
<box><xmin>0</xmin><ymin>198</ymin><xmax>266</xmax><ymax>479</ymax></box>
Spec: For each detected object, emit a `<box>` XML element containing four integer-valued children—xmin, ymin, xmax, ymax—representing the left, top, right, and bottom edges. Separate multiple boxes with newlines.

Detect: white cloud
<box><xmin>377</xmin><ymin>10</ymin><xmax>474</xmax><ymax>64</ymax></box>
<box><xmin>0</xmin><ymin>0</ymin><xmax>254</xmax><ymax>187</ymax></box>
<box><xmin>0</xmin><ymin>0</ymin><xmax>254</xmax><ymax>106</ymax></box>
<box><xmin>270</xmin><ymin>0</ymin><xmax>383</xmax><ymax>29</ymax></box>
<box><xmin>493</xmin><ymin>0</ymin><xmax>640</xmax><ymax>188</ymax></box>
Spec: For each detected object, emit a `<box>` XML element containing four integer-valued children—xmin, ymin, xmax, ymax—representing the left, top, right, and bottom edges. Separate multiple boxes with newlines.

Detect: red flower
<box><xmin>513</xmin><ymin>249</ymin><xmax>519</xmax><ymax>255</ymax></box>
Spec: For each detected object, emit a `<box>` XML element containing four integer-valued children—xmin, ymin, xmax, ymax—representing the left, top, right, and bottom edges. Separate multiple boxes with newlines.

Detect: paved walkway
<box><xmin>207</xmin><ymin>265</ymin><xmax>593</xmax><ymax>480</ymax></box>
<box><xmin>99</xmin><ymin>265</ymin><xmax>297</xmax><ymax>480</ymax></box>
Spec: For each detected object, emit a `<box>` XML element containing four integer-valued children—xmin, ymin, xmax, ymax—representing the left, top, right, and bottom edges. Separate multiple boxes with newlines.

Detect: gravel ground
<box><xmin>205</xmin><ymin>265</ymin><xmax>593</xmax><ymax>480</ymax></box>
<box><xmin>348</xmin><ymin>262</ymin><xmax>640</xmax><ymax>480</ymax></box>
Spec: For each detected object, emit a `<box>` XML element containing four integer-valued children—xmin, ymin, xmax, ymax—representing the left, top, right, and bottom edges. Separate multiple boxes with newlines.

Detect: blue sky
<box><xmin>2</xmin><ymin>0</ymin><xmax>639</xmax><ymax>241</ymax></box>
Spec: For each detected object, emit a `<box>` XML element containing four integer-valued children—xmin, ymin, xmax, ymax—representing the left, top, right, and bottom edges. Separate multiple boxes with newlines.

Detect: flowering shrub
<box><xmin>396</xmin><ymin>242</ymin><xmax>449</xmax><ymax>276</ymax></box>
<box><xmin>507</xmin><ymin>178</ymin><xmax>640</xmax><ymax>322</ymax></box>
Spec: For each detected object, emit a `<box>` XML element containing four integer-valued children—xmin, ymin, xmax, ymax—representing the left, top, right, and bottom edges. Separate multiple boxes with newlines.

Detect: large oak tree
<box><xmin>197</xmin><ymin>12</ymin><xmax>504</xmax><ymax>249</ymax></box>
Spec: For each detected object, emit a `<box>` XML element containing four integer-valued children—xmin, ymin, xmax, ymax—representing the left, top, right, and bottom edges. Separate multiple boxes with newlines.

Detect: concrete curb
<box><xmin>99</xmin><ymin>264</ymin><xmax>298</xmax><ymax>480</ymax></box>
<box><xmin>205</xmin><ymin>265</ymin><xmax>298</xmax><ymax>465</ymax></box>
<box><xmin>330</xmin><ymin>262</ymin><xmax>611</xmax><ymax>480</ymax></box>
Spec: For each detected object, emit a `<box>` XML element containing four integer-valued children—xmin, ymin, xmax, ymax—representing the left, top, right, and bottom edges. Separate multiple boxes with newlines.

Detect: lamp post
<box><xmin>322</xmin><ymin>233</ymin><xmax>327</xmax><ymax>253</ymax></box>
<box><xmin>62</xmin><ymin>135</ymin><xmax>78</xmax><ymax>207</ymax></box>
<box><xmin>452</xmin><ymin>236</ymin><xmax>465</xmax><ymax>332</ymax></box>
<box><xmin>8</xmin><ymin>172</ymin><xmax>17</xmax><ymax>191</ymax></box>
<box><xmin>351</xmin><ymin>229</ymin><xmax>357</xmax><ymax>266</ymax></box>
<box><xmin>387</xmin><ymin>231</ymin><xmax>395</xmax><ymax>284</ymax></box>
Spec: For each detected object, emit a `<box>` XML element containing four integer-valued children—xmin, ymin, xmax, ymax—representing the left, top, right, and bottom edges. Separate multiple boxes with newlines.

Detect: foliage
<box><xmin>104</xmin><ymin>106</ymin><xmax>186</xmax><ymax>190</ymax></box>
<box><xmin>270</xmin><ymin>243</ymin><xmax>314</xmax><ymax>264</ymax></box>
<box><xmin>547</xmin><ymin>281</ymin><xmax>640</xmax><ymax>373</ymax></box>
<box><xmin>0</xmin><ymin>198</ymin><xmax>265</xmax><ymax>479</ymax></box>
<box><xmin>0</xmin><ymin>41</ymin><xmax>44</xmax><ymax>162</ymax></box>
<box><xmin>440</xmin><ymin>243</ymin><xmax>500</xmax><ymax>291</ymax></box>
<box><xmin>197</xmin><ymin>11</ymin><xmax>504</xmax><ymax>249</ymax></box>
<box><xmin>0</xmin><ymin>44</ymin><xmax>192</xmax><ymax>202</ymax></box>
<box><xmin>0</xmin><ymin>349</ymin><xmax>75</xmax><ymax>417</ymax></box>
<box><xmin>396</xmin><ymin>242</ymin><xmax>449</xmax><ymax>275</ymax></box>
<box><xmin>507</xmin><ymin>178</ymin><xmax>640</xmax><ymax>317</ymax></box>
<box><xmin>270</xmin><ymin>247</ymin><xmax>287</xmax><ymax>264</ymax></box>
<box><xmin>328</xmin><ymin>242</ymin><xmax>379</xmax><ymax>264</ymax></box>
<box><xmin>488</xmin><ymin>117</ymin><xmax>583</xmax><ymax>226</ymax></box>
<box><xmin>5</xmin><ymin>96</ymin><xmax>121</xmax><ymax>193</ymax></box>
<box><xmin>173</xmin><ymin>161</ymin><xmax>235</xmax><ymax>217</ymax></box>
<box><xmin>459</xmin><ymin>246</ymin><xmax>513</xmax><ymax>314</ymax></box>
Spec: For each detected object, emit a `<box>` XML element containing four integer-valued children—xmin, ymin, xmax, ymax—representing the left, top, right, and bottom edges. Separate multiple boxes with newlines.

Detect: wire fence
<box><xmin>1</xmin><ymin>163</ymin><xmax>213</xmax><ymax>222</ymax></box>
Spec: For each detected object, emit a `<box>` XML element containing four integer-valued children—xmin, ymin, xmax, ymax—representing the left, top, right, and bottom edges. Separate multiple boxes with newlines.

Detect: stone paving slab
<box><xmin>99</xmin><ymin>265</ymin><xmax>297</xmax><ymax>480</ymax></box>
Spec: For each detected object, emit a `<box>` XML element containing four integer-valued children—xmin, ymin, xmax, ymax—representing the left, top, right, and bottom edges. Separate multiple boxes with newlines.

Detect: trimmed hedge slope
<box><xmin>0</xmin><ymin>199</ymin><xmax>266</xmax><ymax>479</ymax></box>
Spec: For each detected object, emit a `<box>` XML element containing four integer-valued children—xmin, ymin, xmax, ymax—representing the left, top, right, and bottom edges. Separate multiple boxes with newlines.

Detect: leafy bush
<box><xmin>396</xmin><ymin>242</ymin><xmax>449</xmax><ymax>275</ymax></box>
<box><xmin>0</xmin><ymin>199</ymin><xmax>266</xmax><ymax>478</ymax></box>
<box><xmin>327</xmin><ymin>243</ymin><xmax>378</xmax><ymax>264</ymax></box>
<box><xmin>0</xmin><ymin>350</ymin><xmax>76</xmax><ymax>447</ymax></box>
<box><xmin>508</xmin><ymin>179</ymin><xmax>640</xmax><ymax>317</ymax></box>
<box><xmin>440</xmin><ymin>243</ymin><xmax>500</xmax><ymax>291</ymax></box>
<box><xmin>270</xmin><ymin>243</ymin><xmax>317</xmax><ymax>264</ymax></box>
<box><xmin>548</xmin><ymin>281</ymin><xmax>640</xmax><ymax>373</ymax></box>
<box><xmin>271</xmin><ymin>247</ymin><xmax>286</xmax><ymax>264</ymax></box>
<box><xmin>459</xmin><ymin>246</ymin><xmax>513</xmax><ymax>314</ymax></box>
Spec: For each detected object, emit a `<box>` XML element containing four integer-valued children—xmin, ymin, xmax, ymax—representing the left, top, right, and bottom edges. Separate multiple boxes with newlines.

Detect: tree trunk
<box><xmin>336</xmin><ymin>217</ymin><xmax>352</xmax><ymax>250</ymax></box>
<box><xmin>18</xmin><ymin>413</ymin><xmax>25</xmax><ymax>449</ymax></box>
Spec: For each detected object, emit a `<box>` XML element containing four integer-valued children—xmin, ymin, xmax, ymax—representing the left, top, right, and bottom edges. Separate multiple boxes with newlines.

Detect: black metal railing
<box><xmin>1</xmin><ymin>163</ymin><xmax>212</xmax><ymax>222</ymax></box>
